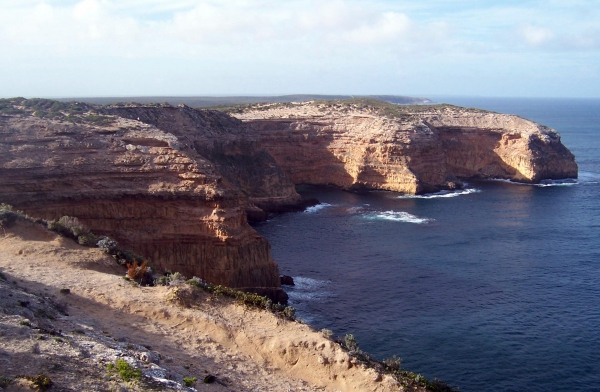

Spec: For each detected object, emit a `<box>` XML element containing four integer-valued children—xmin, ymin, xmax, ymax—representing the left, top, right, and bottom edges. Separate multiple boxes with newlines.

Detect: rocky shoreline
<box><xmin>0</xmin><ymin>97</ymin><xmax>577</xmax><ymax>300</ymax></box>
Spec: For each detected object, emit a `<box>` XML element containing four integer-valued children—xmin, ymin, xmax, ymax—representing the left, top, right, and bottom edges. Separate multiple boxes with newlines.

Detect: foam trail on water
<box><xmin>397</xmin><ymin>188</ymin><xmax>481</xmax><ymax>199</ymax></box>
<box><xmin>533</xmin><ymin>179</ymin><xmax>578</xmax><ymax>187</ymax></box>
<box><xmin>286</xmin><ymin>277</ymin><xmax>332</xmax><ymax>302</ymax></box>
<box><xmin>486</xmin><ymin>178</ymin><xmax>579</xmax><ymax>187</ymax></box>
<box><xmin>304</xmin><ymin>203</ymin><xmax>333</xmax><ymax>213</ymax></box>
<box><xmin>364</xmin><ymin>211</ymin><xmax>433</xmax><ymax>224</ymax></box>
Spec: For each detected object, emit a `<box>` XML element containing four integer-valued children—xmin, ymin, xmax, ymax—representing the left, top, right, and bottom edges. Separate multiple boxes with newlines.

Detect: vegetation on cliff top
<box><xmin>0</xmin><ymin>97</ymin><xmax>115</xmax><ymax>125</ymax></box>
<box><xmin>219</xmin><ymin>97</ymin><xmax>492</xmax><ymax>121</ymax></box>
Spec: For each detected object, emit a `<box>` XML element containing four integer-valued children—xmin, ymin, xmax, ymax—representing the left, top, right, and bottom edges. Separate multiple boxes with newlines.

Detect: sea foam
<box><xmin>304</xmin><ymin>203</ymin><xmax>333</xmax><ymax>213</ymax></box>
<box><xmin>397</xmin><ymin>188</ymin><xmax>481</xmax><ymax>199</ymax></box>
<box><xmin>286</xmin><ymin>276</ymin><xmax>332</xmax><ymax>302</ymax></box>
<box><xmin>364</xmin><ymin>210</ymin><xmax>433</xmax><ymax>224</ymax></box>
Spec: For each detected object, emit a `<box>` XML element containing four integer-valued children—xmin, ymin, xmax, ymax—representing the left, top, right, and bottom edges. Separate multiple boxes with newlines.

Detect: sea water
<box><xmin>253</xmin><ymin>97</ymin><xmax>600</xmax><ymax>392</ymax></box>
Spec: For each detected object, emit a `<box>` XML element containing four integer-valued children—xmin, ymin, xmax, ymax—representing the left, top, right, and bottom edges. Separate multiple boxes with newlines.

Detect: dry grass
<box><xmin>126</xmin><ymin>260</ymin><xmax>148</xmax><ymax>280</ymax></box>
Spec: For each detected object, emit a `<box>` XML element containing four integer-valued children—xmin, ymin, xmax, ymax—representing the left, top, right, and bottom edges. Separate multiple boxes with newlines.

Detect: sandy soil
<box><xmin>0</xmin><ymin>220</ymin><xmax>414</xmax><ymax>392</ymax></box>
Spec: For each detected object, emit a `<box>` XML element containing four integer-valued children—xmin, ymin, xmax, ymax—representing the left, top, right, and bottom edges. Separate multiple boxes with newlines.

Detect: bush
<box><xmin>77</xmin><ymin>232</ymin><xmax>98</xmax><ymax>246</ymax></box>
<box><xmin>183</xmin><ymin>377</ymin><xmax>197</xmax><ymax>387</ymax></box>
<box><xmin>0</xmin><ymin>210</ymin><xmax>18</xmax><ymax>228</ymax></box>
<box><xmin>15</xmin><ymin>374</ymin><xmax>52</xmax><ymax>391</ymax></box>
<box><xmin>107</xmin><ymin>359</ymin><xmax>142</xmax><ymax>382</ymax></box>
<box><xmin>47</xmin><ymin>216</ymin><xmax>90</xmax><ymax>240</ymax></box>
<box><xmin>97</xmin><ymin>237</ymin><xmax>118</xmax><ymax>254</ymax></box>
<box><xmin>169</xmin><ymin>276</ymin><xmax>297</xmax><ymax>320</ymax></box>
<box><xmin>0</xmin><ymin>375</ymin><xmax>12</xmax><ymax>388</ymax></box>
<box><xmin>168</xmin><ymin>272</ymin><xmax>186</xmax><ymax>286</ymax></box>
<box><xmin>383</xmin><ymin>355</ymin><xmax>402</xmax><ymax>371</ymax></box>
<box><xmin>344</xmin><ymin>334</ymin><xmax>359</xmax><ymax>352</ymax></box>
<box><xmin>126</xmin><ymin>260</ymin><xmax>153</xmax><ymax>285</ymax></box>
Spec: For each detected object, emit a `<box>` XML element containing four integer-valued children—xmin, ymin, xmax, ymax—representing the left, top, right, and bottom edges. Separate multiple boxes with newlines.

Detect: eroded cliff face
<box><xmin>0</xmin><ymin>99</ymin><xmax>293</xmax><ymax>301</ymax></box>
<box><xmin>233</xmin><ymin>101</ymin><xmax>578</xmax><ymax>193</ymax></box>
<box><xmin>0</xmin><ymin>98</ymin><xmax>578</xmax><ymax>302</ymax></box>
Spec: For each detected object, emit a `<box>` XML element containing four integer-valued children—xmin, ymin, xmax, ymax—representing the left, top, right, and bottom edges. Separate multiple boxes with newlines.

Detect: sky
<box><xmin>0</xmin><ymin>0</ymin><xmax>599</xmax><ymax>98</ymax></box>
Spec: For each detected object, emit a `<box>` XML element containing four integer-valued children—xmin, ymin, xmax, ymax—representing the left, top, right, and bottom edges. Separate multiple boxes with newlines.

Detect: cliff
<box><xmin>0</xmin><ymin>98</ymin><xmax>296</xmax><ymax>302</ymax></box>
<box><xmin>0</xmin><ymin>97</ymin><xmax>578</xmax><ymax>302</ymax></box>
<box><xmin>232</xmin><ymin>99</ymin><xmax>578</xmax><ymax>194</ymax></box>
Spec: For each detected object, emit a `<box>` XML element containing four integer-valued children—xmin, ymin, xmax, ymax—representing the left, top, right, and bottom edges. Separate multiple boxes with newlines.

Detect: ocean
<box><xmin>253</xmin><ymin>97</ymin><xmax>600</xmax><ymax>392</ymax></box>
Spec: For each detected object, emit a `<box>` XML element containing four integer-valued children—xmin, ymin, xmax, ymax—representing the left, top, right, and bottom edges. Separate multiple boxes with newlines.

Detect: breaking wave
<box><xmin>397</xmin><ymin>188</ymin><xmax>481</xmax><ymax>199</ymax></box>
<box><xmin>286</xmin><ymin>277</ymin><xmax>332</xmax><ymax>302</ymax></box>
<box><xmin>363</xmin><ymin>210</ymin><xmax>434</xmax><ymax>224</ymax></box>
<box><xmin>304</xmin><ymin>203</ymin><xmax>333</xmax><ymax>213</ymax></box>
<box><xmin>486</xmin><ymin>178</ymin><xmax>579</xmax><ymax>187</ymax></box>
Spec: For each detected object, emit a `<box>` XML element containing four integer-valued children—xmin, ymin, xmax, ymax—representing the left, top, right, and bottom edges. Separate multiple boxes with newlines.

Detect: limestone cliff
<box><xmin>232</xmin><ymin>100</ymin><xmax>578</xmax><ymax>193</ymax></box>
<box><xmin>0</xmin><ymin>98</ymin><xmax>294</xmax><ymax>301</ymax></box>
<box><xmin>0</xmin><ymin>97</ymin><xmax>578</xmax><ymax>303</ymax></box>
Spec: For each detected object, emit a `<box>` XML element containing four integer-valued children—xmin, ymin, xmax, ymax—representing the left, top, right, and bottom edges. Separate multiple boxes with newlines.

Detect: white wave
<box><xmin>304</xmin><ymin>203</ymin><xmax>333</xmax><ymax>213</ymax></box>
<box><xmin>533</xmin><ymin>178</ymin><xmax>578</xmax><ymax>187</ymax></box>
<box><xmin>292</xmin><ymin>276</ymin><xmax>330</xmax><ymax>289</ymax></box>
<box><xmin>485</xmin><ymin>178</ymin><xmax>579</xmax><ymax>187</ymax></box>
<box><xmin>397</xmin><ymin>188</ymin><xmax>481</xmax><ymax>199</ymax></box>
<box><xmin>286</xmin><ymin>276</ymin><xmax>331</xmax><ymax>301</ymax></box>
<box><xmin>364</xmin><ymin>211</ymin><xmax>433</xmax><ymax>224</ymax></box>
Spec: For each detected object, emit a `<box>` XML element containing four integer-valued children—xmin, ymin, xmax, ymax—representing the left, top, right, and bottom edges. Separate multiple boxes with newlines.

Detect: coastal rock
<box><xmin>0</xmin><ymin>99</ymin><xmax>296</xmax><ymax>301</ymax></box>
<box><xmin>281</xmin><ymin>275</ymin><xmax>295</xmax><ymax>286</ymax></box>
<box><xmin>233</xmin><ymin>100</ymin><xmax>577</xmax><ymax>193</ymax></box>
<box><xmin>0</xmin><ymin>98</ymin><xmax>578</xmax><ymax>302</ymax></box>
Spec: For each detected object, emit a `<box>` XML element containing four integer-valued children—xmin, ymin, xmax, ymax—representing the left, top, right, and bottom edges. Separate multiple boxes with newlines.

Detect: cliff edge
<box><xmin>0</xmin><ymin>97</ymin><xmax>578</xmax><ymax>302</ymax></box>
<box><xmin>232</xmin><ymin>99</ymin><xmax>577</xmax><ymax>194</ymax></box>
<box><xmin>0</xmin><ymin>98</ymin><xmax>297</xmax><ymax>302</ymax></box>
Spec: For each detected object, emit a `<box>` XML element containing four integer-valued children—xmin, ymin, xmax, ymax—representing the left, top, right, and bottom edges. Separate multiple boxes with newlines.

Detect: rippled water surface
<box><xmin>253</xmin><ymin>98</ymin><xmax>600</xmax><ymax>392</ymax></box>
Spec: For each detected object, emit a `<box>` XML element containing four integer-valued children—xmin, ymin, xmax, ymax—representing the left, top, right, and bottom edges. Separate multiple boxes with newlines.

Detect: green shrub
<box><xmin>183</xmin><ymin>376</ymin><xmax>197</xmax><ymax>387</ymax></box>
<box><xmin>107</xmin><ymin>359</ymin><xmax>142</xmax><ymax>382</ymax></box>
<box><xmin>344</xmin><ymin>334</ymin><xmax>359</xmax><ymax>352</ymax></box>
<box><xmin>383</xmin><ymin>355</ymin><xmax>402</xmax><ymax>371</ymax></box>
<box><xmin>48</xmin><ymin>216</ymin><xmax>90</xmax><ymax>240</ymax></box>
<box><xmin>0</xmin><ymin>375</ymin><xmax>12</xmax><ymax>388</ymax></box>
<box><xmin>77</xmin><ymin>232</ymin><xmax>98</xmax><ymax>246</ymax></box>
<box><xmin>178</xmin><ymin>277</ymin><xmax>297</xmax><ymax>320</ymax></box>
<box><xmin>16</xmin><ymin>374</ymin><xmax>52</xmax><ymax>391</ymax></box>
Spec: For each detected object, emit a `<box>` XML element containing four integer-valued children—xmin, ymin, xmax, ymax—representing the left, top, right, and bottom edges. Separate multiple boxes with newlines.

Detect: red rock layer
<box><xmin>0</xmin><ymin>103</ymin><xmax>293</xmax><ymax>301</ymax></box>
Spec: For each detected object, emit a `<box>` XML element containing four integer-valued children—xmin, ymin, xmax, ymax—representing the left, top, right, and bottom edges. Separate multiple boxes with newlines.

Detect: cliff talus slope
<box><xmin>233</xmin><ymin>100</ymin><xmax>578</xmax><ymax>193</ymax></box>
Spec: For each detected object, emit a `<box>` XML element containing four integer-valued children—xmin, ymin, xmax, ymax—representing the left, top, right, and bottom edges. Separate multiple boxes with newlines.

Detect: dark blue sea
<box><xmin>253</xmin><ymin>97</ymin><xmax>600</xmax><ymax>392</ymax></box>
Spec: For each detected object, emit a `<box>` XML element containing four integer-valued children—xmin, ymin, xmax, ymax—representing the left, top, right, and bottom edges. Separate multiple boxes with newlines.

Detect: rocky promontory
<box><xmin>232</xmin><ymin>99</ymin><xmax>578</xmax><ymax>194</ymax></box>
<box><xmin>0</xmin><ymin>98</ymin><xmax>578</xmax><ymax>301</ymax></box>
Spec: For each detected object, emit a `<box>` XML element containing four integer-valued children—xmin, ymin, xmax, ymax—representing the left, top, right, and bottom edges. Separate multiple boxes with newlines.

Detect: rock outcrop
<box><xmin>232</xmin><ymin>100</ymin><xmax>578</xmax><ymax>193</ymax></box>
<box><xmin>0</xmin><ymin>98</ymin><xmax>295</xmax><ymax>302</ymax></box>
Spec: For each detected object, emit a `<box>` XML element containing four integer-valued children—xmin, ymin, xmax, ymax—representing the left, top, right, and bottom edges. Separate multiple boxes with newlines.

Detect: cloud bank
<box><xmin>0</xmin><ymin>0</ymin><xmax>598</xmax><ymax>97</ymax></box>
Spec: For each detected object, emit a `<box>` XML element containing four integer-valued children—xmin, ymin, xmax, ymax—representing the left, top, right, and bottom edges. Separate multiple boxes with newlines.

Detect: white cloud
<box><xmin>518</xmin><ymin>25</ymin><xmax>555</xmax><ymax>47</ymax></box>
<box><xmin>0</xmin><ymin>0</ymin><xmax>598</xmax><ymax>97</ymax></box>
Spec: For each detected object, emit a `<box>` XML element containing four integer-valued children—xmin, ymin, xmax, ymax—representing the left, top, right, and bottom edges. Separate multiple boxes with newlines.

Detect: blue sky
<box><xmin>1</xmin><ymin>0</ymin><xmax>599</xmax><ymax>98</ymax></box>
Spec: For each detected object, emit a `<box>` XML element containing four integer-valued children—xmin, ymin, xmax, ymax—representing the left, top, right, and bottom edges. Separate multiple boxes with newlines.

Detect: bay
<box><xmin>254</xmin><ymin>97</ymin><xmax>600</xmax><ymax>392</ymax></box>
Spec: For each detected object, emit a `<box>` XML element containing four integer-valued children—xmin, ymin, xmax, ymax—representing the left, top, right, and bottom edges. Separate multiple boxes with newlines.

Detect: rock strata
<box><xmin>0</xmin><ymin>98</ymin><xmax>295</xmax><ymax>301</ymax></box>
<box><xmin>0</xmin><ymin>98</ymin><xmax>578</xmax><ymax>302</ymax></box>
<box><xmin>232</xmin><ymin>100</ymin><xmax>578</xmax><ymax>193</ymax></box>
